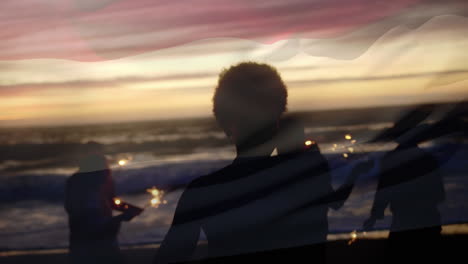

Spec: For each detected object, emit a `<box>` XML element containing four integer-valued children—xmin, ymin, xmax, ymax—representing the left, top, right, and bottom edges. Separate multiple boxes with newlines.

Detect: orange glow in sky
<box><xmin>1</xmin><ymin>15</ymin><xmax>467</xmax><ymax>127</ymax></box>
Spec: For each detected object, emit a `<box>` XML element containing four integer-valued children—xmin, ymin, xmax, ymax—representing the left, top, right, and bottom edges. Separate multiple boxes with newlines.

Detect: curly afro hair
<box><xmin>213</xmin><ymin>62</ymin><xmax>288</xmax><ymax>136</ymax></box>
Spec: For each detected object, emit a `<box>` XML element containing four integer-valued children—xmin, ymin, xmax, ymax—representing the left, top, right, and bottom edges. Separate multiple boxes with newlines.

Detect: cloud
<box><xmin>2</xmin><ymin>67</ymin><xmax>467</xmax><ymax>98</ymax></box>
<box><xmin>0</xmin><ymin>62</ymin><xmax>329</xmax><ymax>96</ymax></box>
<box><xmin>1</xmin><ymin>0</ymin><xmax>454</xmax><ymax>61</ymax></box>
<box><xmin>290</xmin><ymin>70</ymin><xmax>468</xmax><ymax>85</ymax></box>
<box><xmin>302</xmin><ymin>1</ymin><xmax>468</xmax><ymax>59</ymax></box>
<box><xmin>0</xmin><ymin>72</ymin><xmax>216</xmax><ymax>96</ymax></box>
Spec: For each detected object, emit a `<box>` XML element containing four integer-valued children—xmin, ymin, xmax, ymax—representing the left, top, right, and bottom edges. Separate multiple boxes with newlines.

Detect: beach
<box><xmin>1</xmin><ymin>106</ymin><xmax>467</xmax><ymax>256</ymax></box>
<box><xmin>1</xmin><ymin>234</ymin><xmax>466</xmax><ymax>264</ymax></box>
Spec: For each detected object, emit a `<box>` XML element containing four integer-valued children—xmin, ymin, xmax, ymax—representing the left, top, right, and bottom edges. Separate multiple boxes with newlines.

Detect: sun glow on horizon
<box><xmin>1</xmin><ymin>14</ymin><xmax>468</xmax><ymax>127</ymax></box>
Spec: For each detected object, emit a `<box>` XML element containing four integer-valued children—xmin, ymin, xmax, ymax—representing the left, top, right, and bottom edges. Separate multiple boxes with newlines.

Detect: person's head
<box><xmin>84</xmin><ymin>141</ymin><xmax>104</xmax><ymax>155</ymax></box>
<box><xmin>78</xmin><ymin>141</ymin><xmax>109</xmax><ymax>173</ymax></box>
<box><xmin>213</xmin><ymin>62</ymin><xmax>288</xmax><ymax>147</ymax></box>
<box><xmin>78</xmin><ymin>153</ymin><xmax>109</xmax><ymax>173</ymax></box>
<box><xmin>370</xmin><ymin>104</ymin><xmax>435</xmax><ymax>147</ymax></box>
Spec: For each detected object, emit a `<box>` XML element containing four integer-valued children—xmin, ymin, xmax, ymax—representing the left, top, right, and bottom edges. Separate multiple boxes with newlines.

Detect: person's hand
<box><xmin>363</xmin><ymin>216</ymin><xmax>377</xmax><ymax>231</ymax></box>
<box><xmin>120</xmin><ymin>210</ymin><xmax>135</xmax><ymax>222</ymax></box>
<box><xmin>120</xmin><ymin>207</ymin><xmax>144</xmax><ymax>222</ymax></box>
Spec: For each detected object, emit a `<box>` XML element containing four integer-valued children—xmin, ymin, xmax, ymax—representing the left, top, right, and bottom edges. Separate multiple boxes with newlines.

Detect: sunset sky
<box><xmin>1</xmin><ymin>0</ymin><xmax>467</xmax><ymax>126</ymax></box>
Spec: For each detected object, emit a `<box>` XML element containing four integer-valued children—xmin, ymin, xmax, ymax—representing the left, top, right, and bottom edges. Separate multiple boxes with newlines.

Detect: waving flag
<box><xmin>0</xmin><ymin>1</ymin><xmax>468</xmax><ymax>262</ymax></box>
<box><xmin>1</xmin><ymin>0</ymin><xmax>467</xmax><ymax>61</ymax></box>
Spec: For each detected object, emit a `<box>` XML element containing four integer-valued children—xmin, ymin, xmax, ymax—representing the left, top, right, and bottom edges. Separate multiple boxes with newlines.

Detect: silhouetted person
<box><xmin>363</xmin><ymin>107</ymin><xmax>445</xmax><ymax>263</ymax></box>
<box><xmin>154</xmin><ymin>62</ymin><xmax>364</xmax><ymax>264</ymax></box>
<box><xmin>65</xmin><ymin>142</ymin><xmax>141</xmax><ymax>264</ymax></box>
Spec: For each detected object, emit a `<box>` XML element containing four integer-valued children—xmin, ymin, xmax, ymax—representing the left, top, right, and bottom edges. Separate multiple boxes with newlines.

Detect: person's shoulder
<box><xmin>66</xmin><ymin>172</ymin><xmax>80</xmax><ymax>185</ymax></box>
<box><xmin>187</xmin><ymin>164</ymin><xmax>235</xmax><ymax>189</ymax></box>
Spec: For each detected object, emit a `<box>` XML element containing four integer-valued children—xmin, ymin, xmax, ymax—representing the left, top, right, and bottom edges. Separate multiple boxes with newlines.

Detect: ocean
<box><xmin>1</xmin><ymin>106</ymin><xmax>467</xmax><ymax>251</ymax></box>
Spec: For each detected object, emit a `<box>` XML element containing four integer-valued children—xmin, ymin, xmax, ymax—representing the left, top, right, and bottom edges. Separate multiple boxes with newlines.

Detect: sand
<box><xmin>0</xmin><ymin>235</ymin><xmax>466</xmax><ymax>264</ymax></box>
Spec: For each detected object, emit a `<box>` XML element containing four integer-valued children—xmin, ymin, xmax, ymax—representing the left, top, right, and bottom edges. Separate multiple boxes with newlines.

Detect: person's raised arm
<box><xmin>363</xmin><ymin>161</ymin><xmax>390</xmax><ymax>230</ymax></box>
<box><xmin>330</xmin><ymin>158</ymin><xmax>375</xmax><ymax>210</ymax></box>
<box><xmin>154</xmin><ymin>187</ymin><xmax>201</xmax><ymax>264</ymax></box>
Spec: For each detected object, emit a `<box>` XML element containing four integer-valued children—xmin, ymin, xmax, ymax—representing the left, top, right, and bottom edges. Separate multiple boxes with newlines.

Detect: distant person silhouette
<box><xmin>65</xmin><ymin>142</ymin><xmax>141</xmax><ymax>264</ymax></box>
<box><xmin>363</xmin><ymin>106</ymin><xmax>445</xmax><ymax>262</ymax></box>
<box><xmin>154</xmin><ymin>62</ymin><xmax>365</xmax><ymax>264</ymax></box>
